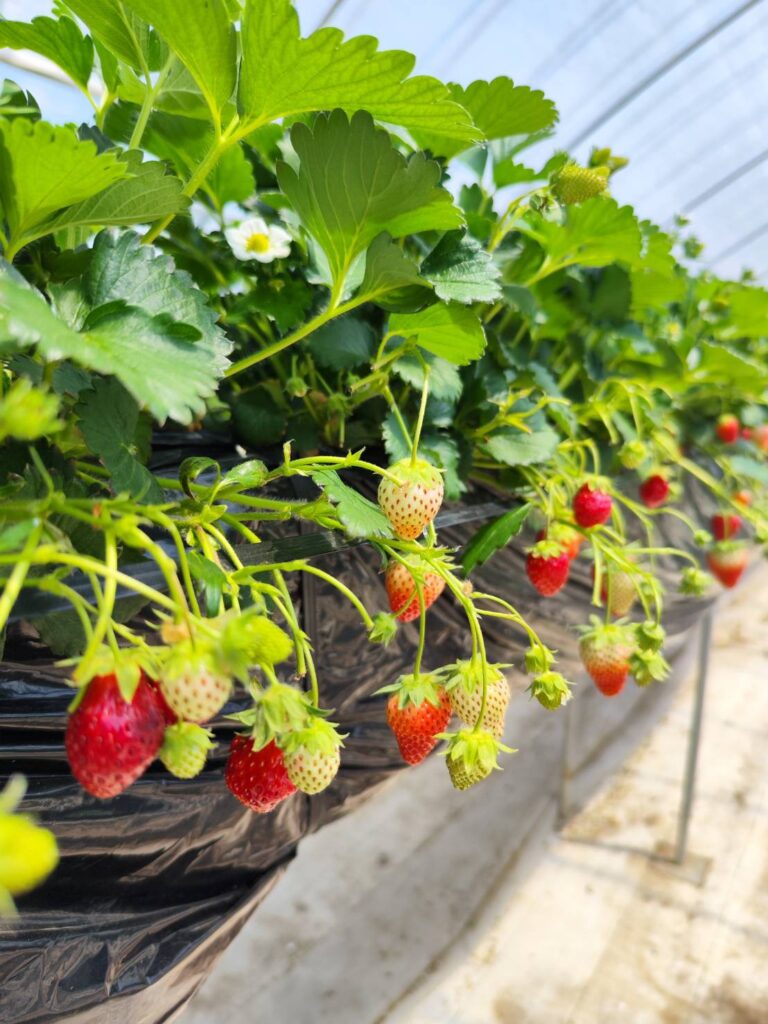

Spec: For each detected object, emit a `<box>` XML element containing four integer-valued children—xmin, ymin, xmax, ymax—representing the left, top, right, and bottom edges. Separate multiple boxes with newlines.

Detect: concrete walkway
<box><xmin>184</xmin><ymin>576</ymin><xmax>768</xmax><ymax>1024</ymax></box>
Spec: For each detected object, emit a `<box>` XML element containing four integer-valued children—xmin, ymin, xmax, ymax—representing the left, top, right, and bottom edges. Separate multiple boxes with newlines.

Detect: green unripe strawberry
<box><xmin>442</xmin><ymin>660</ymin><xmax>510</xmax><ymax>738</ymax></box>
<box><xmin>552</xmin><ymin>163</ymin><xmax>608</xmax><ymax>205</ymax></box>
<box><xmin>0</xmin><ymin>778</ymin><xmax>58</xmax><ymax>912</ymax></box>
<box><xmin>159</xmin><ymin>722</ymin><xmax>215</xmax><ymax>779</ymax></box>
<box><xmin>618</xmin><ymin>439</ymin><xmax>646</xmax><ymax>470</ymax></box>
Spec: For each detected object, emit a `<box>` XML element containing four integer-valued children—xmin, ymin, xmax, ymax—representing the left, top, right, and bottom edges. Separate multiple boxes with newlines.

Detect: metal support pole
<box><xmin>556</xmin><ymin>691</ymin><xmax>579</xmax><ymax>828</ymax></box>
<box><xmin>672</xmin><ymin>608</ymin><xmax>713</xmax><ymax>864</ymax></box>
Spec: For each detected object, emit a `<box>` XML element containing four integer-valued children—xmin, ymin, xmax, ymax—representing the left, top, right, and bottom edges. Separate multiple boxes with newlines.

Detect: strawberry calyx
<box><xmin>68</xmin><ymin>646</ymin><xmax>160</xmax><ymax>710</ymax></box>
<box><xmin>384</xmin><ymin>456</ymin><xmax>443</xmax><ymax>489</ymax></box>
<box><xmin>376</xmin><ymin>671</ymin><xmax>445</xmax><ymax>710</ymax></box>
<box><xmin>630</xmin><ymin>648</ymin><xmax>670</xmax><ymax>687</ymax></box>
<box><xmin>159</xmin><ymin>722</ymin><xmax>216</xmax><ymax>779</ymax></box>
<box><xmin>368</xmin><ymin>611</ymin><xmax>398</xmax><ymax>645</ymax></box>
<box><xmin>679</xmin><ymin>566</ymin><xmax>713</xmax><ymax>596</ymax></box>
<box><xmin>528</xmin><ymin>671</ymin><xmax>573</xmax><ymax>710</ymax></box>
<box><xmin>636</xmin><ymin>620</ymin><xmax>666</xmax><ymax>653</ymax></box>
<box><xmin>439</xmin><ymin>658</ymin><xmax>507</xmax><ymax>697</ymax></box>
<box><xmin>524</xmin><ymin>644</ymin><xmax>556</xmax><ymax>675</ymax></box>
<box><xmin>278</xmin><ymin>719</ymin><xmax>345</xmax><ymax>764</ymax></box>
<box><xmin>441</xmin><ymin>729</ymin><xmax>516</xmax><ymax>791</ymax></box>
<box><xmin>228</xmin><ymin>681</ymin><xmax>314</xmax><ymax>750</ymax></box>
<box><xmin>218</xmin><ymin>609</ymin><xmax>294</xmax><ymax>679</ymax></box>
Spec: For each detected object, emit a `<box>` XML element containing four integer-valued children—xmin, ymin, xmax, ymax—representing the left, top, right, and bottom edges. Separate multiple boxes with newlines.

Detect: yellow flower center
<box><xmin>245</xmin><ymin>231</ymin><xmax>270</xmax><ymax>254</ymax></box>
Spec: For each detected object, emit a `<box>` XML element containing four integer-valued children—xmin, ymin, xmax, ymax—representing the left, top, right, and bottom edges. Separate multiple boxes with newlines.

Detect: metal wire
<box><xmin>567</xmin><ymin>0</ymin><xmax>765</xmax><ymax>149</ymax></box>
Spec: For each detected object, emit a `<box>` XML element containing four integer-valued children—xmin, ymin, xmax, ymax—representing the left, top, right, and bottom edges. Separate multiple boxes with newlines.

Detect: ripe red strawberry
<box><xmin>526</xmin><ymin>541</ymin><xmax>570</xmax><ymax>596</ymax></box>
<box><xmin>742</xmin><ymin>426</ymin><xmax>754</xmax><ymax>441</ymax></box>
<box><xmin>159</xmin><ymin>641</ymin><xmax>232</xmax><ymax>723</ymax></box>
<box><xmin>716</xmin><ymin>414</ymin><xmax>739</xmax><ymax>444</ymax></box>
<box><xmin>65</xmin><ymin>673</ymin><xmax>166</xmax><ymax>798</ymax></box>
<box><xmin>711</xmin><ymin>512</ymin><xmax>742</xmax><ymax>541</ymax></box>
<box><xmin>384</xmin><ymin>673</ymin><xmax>451</xmax><ymax>765</ymax></box>
<box><xmin>573</xmin><ymin>483</ymin><xmax>612</xmax><ymax>527</ymax></box>
<box><xmin>378</xmin><ymin>457</ymin><xmax>444</xmax><ymax>540</ymax></box>
<box><xmin>225</xmin><ymin>736</ymin><xmax>296</xmax><ymax>813</ymax></box>
<box><xmin>578</xmin><ymin>621</ymin><xmax>634</xmax><ymax>697</ymax></box>
<box><xmin>384</xmin><ymin>560</ymin><xmax>445</xmax><ymax>623</ymax></box>
<box><xmin>639</xmin><ymin>474</ymin><xmax>669</xmax><ymax>508</ymax></box>
<box><xmin>536</xmin><ymin>524</ymin><xmax>583</xmax><ymax>560</ymax></box>
<box><xmin>281</xmin><ymin>720</ymin><xmax>343</xmax><ymax>794</ymax></box>
<box><xmin>707</xmin><ymin>543</ymin><xmax>748</xmax><ymax>589</ymax></box>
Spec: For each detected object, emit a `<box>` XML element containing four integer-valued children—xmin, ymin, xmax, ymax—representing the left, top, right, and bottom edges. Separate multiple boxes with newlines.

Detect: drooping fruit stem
<box><xmin>410</xmin><ymin>367</ymin><xmax>431</xmax><ymax>468</ymax></box>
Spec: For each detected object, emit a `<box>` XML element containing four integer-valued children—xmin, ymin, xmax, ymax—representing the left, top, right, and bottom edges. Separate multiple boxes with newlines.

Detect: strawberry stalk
<box><xmin>0</xmin><ymin>520</ymin><xmax>42</xmax><ymax>635</ymax></box>
<box><xmin>409</xmin><ymin>365</ymin><xmax>431</xmax><ymax>470</ymax></box>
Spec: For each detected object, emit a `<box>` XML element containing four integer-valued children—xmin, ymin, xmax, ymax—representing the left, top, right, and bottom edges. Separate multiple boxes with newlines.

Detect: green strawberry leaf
<box><xmin>462</xmin><ymin>504</ymin><xmax>532</xmax><ymax>575</ymax></box>
<box><xmin>521</xmin><ymin>198</ymin><xmax>642</xmax><ymax>272</ymax></box>
<box><xmin>121</xmin><ymin>0</ymin><xmax>237</xmax><ymax>118</ymax></box>
<box><xmin>311</xmin><ymin>470</ymin><xmax>393</xmax><ymax>539</ymax></box>
<box><xmin>77</xmin><ymin>378</ymin><xmax>163</xmax><ymax>501</ymax></box>
<box><xmin>726</xmin><ymin>454</ymin><xmax>768</xmax><ymax>486</ymax></box>
<box><xmin>357</xmin><ymin>234</ymin><xmax>432</xmax><ymax>311</ymax></box>
<box><xmin>307</xmin><ymin>317</ymin><xmax>377</xmax><ymax>371</ymax></box>
<box><xmin>46</xmin><ymin>157</ymin><xmax>186</xmax><ymax>233</ymax></box>
<box><xmin>278</xmin><ymin>109</ymin><xmax>463</xmax><ymax>290</ymax></box>
<box><xmin>389</xmin><ymin>303</ymin><xmax>486</xmax><ymax>366</ymax></box>
<box><xmin>239</xmin><ymin>0</ymin><xmax>478</xmax><ymax>141</ymax></box>
<box><xmin>0</xmin><ymin>262</ymin><xmax>229</xmax><ymax>424</ymax></box>
<box><xmin>480</xmin><ymin>426</ymin><xmax>560</xmax><ymax>466</ymax></box>
<box><xmin>83</xmin><ymin>230</ymin><xmax>228</xmax><ymax>362</ymax></box>
<box><xmin>0</xmin><ymin>119</ymin><xmax>127</xmax><ymax>251</ymax></box>
<box><xmin>718</xmin><ymin>285</ymin><xmax>768</xmax><ymax>339</ymax></box>
<box><xmin>0</xmin><ymin>16</ymin><xmax>93</xmax><ymax>89</ymax></box>
<box><xmin>414</xmin><ymin>77</ymin><xmax>557</xmax><ymax>159</ymax></box>
<box><xmin>0</xmin><ymin>79</ymin><xmax>40</xmax><ymax>121</ymax></box>
<box><xmin>421</xmin><ymin>230</ymin><xmax>502</xmax><ymax>304</ymax></box>
<box><xmin>61</xmin><ymin>0</ymin><xmax>156</xmax><ymax>71</ymax></box>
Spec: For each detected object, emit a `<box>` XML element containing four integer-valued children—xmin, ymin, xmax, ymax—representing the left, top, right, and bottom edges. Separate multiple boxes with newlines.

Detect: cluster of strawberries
<box><xmin>64</xmin><ymin>437</ymin><xmax>756</xmax><ymax>809</ymax></box>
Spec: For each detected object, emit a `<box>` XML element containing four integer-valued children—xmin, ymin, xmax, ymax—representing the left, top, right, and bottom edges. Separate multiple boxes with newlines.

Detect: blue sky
<box><xmin>2</xmin><ymin>0</ymin><xmax>767</xmax><ymax>279</ymax></box>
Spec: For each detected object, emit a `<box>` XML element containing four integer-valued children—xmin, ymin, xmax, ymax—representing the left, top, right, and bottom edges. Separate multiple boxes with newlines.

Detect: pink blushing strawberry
<box><xmin>384</xmin><ymin>560</ymin><xmax>445</xmax><ymax>623</ymax></box>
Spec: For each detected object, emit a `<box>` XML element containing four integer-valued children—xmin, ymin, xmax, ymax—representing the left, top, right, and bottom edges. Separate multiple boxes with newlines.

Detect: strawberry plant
<box><xmin>1</xmin><ymin>0</ymin><xmax>768</xmax><ymax>905</ymax></box>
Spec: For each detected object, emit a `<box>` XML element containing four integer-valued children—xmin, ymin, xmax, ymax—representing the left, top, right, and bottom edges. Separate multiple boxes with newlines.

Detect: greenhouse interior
<box><xmin>0</xmin><ymin>1</ymin><xmax>767</xmax><ymax>1022</ymax></box>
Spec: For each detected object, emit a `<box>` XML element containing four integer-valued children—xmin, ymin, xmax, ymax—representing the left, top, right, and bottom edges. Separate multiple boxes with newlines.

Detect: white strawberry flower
<box><xmin>225</xmin><ymin>216</ymin><xmax>292</xmax><ymax>263</ymax></box>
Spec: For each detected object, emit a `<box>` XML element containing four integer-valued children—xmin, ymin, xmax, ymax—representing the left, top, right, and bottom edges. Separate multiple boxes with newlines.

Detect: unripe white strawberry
<box><xmin>281</xmin><ymin>719</ymin><xmax>343</xmax><ymax>795</ymax></box>
<box><xmin>159</xmin><ymin>641</ymin><xmax>232</xmax><ymax>723</ymax></box>
<box><xmin>378</xmin><ymin>457</ymin><xmax>444</xmax><ymax>540</ymax></box>
<box><xmin>443</xmin><ymin>661</ymin><xmax>510</xmax><ymax>738</ymax></box>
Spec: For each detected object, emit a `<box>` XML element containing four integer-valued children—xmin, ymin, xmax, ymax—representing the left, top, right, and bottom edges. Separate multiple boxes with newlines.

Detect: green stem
<box><xmin>0</xmin><ymin>522</ymin><xmax>43</xmax><ymax>633</ymax></box>
<box><xmin>410</xmin><ymin>366</ymin><xmax>431</xmax><ymax>468</ymax></box>
<box><xmin>413</xmin><ymin>584</ymin><xmax>427</xmax><ymax>679</ymax></box>
<box><xmin>225</xmin><ymin>295</ymin><xmax>365</xmax><ymax>378</ymax></box>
